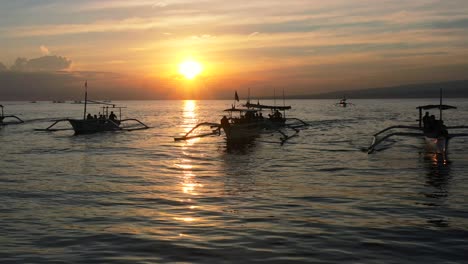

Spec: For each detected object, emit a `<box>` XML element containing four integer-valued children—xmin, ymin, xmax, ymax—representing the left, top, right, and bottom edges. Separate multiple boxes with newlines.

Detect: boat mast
<box><xmin>83</xmin><ymin>81</ymin><xmax>88</xmax><ymax>120</ymax></box>
<box><xmin>439</xmin><ymin>88</ymin><xmax>442</xmax><ymax>121</ymax></box>
<box><xmin>282</xmin><ymin>88</ymin><xmax>286</xmax><ymax>118</ymax></box>
<box><xmin>274</xmin><ymin>88</ymin><xmax>276</xmax><ymax>107</ymax></box>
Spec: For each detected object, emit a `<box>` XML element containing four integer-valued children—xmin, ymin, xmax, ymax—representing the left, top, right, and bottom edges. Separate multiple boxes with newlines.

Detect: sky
<box><xmin>1</xmin><ymin>0</ymin><xmax>468</xmax><ymax>100</ymax></box>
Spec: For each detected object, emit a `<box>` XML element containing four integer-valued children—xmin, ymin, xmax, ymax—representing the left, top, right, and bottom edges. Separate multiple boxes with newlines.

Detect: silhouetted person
<box><xmin>429</xmin><ymin>115</ymin><xmax>436</xmax><ymax>130</ymax></box>
<box><xmin>220</xmin><ymin>115</ymin><xmax>229</xmax><ymax>128</ymax></box>
<box><xmin>422</xmin><ymin>112</ymin><xmax>430</xmax><ymax>128</ymax></box>
<box><xmin>109</xmin><ymin>111</ymin><xmax>117</xmax><ymax>121</ymax></box>
<box><xmin>94</xmin><ymin>114</ymin><xmax>98</xmax><ymax>119</ymax></box>
<box><xmin>273</xmin><ymin>110</ymin><xmax>282</xmax><ymax>119</ymax></box>
<box><xmin>87</xmin><ymin>113</ymin><xmax>93</xmax><ymax>120</ymax></box>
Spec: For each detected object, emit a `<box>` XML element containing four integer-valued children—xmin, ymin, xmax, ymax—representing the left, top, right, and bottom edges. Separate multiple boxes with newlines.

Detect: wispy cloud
<box><xmin>40</xmin><ymin>45</ymin><xmax>50</xmax><ymax>55</ymax></box>
<box><xmin>2</xmin><ymin>0</ymin><xmax>468</xmax><ymax>95</ymax></box>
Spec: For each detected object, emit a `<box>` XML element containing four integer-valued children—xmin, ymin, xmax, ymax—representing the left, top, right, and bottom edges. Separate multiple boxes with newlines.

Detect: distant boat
<box><xmin>30</xmin><ymin>101</ymin><xmax>37</xmax><ymax>103</ymax></box>
<box><xmin>335</xmin><ymin>96</ymin><xmax>353</xmax><ymax>107</ymax></box>
<box><xmin>0</xmin><ymin>105</ymin><xmax>24</xmax><ymax>126</ymax></box>
<box><xmin>36</xmin><ymin>81</ymin><xmax>149</xmax><ymax>134</ymax></box>
<box><xmin>53</xmin><ymin>100</ymin><xmax>65</xmax><ymax>103</ymax></box>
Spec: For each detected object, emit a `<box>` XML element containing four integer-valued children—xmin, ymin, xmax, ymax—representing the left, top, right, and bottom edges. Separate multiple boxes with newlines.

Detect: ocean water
<box><xmin>1</xmin><ymin>99</ymin><xmax>467</xmax><ymax>263</ymax></box>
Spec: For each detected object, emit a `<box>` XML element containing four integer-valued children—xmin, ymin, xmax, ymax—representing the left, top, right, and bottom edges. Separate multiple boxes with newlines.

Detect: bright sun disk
<box><xmin>179</xmin><ymin>60</ymin><xmax>202</xmax><ymax>79</ymax></box>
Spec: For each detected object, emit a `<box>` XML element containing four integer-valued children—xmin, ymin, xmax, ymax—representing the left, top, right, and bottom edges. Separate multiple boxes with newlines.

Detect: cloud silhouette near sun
<box><xmin>7</xmin><ymin>55</ymin><xmax>72</xmax><ymax>72</ymax></box>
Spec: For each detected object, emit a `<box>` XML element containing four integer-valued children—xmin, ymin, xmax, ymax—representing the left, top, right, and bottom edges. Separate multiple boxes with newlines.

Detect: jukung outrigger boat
<box><xmin>336</xmin><ymin>96</ymin><xmax>353</xmax><ymax>107</ymax></box>
<box><xmin>36</xmin><ymin>82</ymin><xmax>149</xmax><ymax>134</ymax></box>
<box><xmin>175</xmin><ymin>92</ymin><xmax>308</xmax><ymax>144</ymax></box>
<box><xmin>366</xmin><ymin>89</ymin><xmax>468</xmax><ymax>157</ymax></box>
<box><xmin>0</xmin><ymin>105</ymin><xmax>24</xmax><ymax>126</ymax></box>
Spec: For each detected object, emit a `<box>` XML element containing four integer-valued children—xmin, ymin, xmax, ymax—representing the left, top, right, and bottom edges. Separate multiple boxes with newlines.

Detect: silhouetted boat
<box><xmin>0</xmin><ymin>105</ymin><xmax>24</xmax><ymax>126</ymax></box>
<box><xmin>175</xmin><ymin>92</ymin><xmax>308</xmax><ymax>144</ymax></box>
<box><xmin>335</xmin><ymin>96</ymin><xmax>353</xmax><ymax>107</ymax></box>
<box><xmin>367</xmin><ymin>89</ymin><xmax>468</xmax><ymax>159</ymax></box>
<box><xmin>36</xmin><ymin>82</ymin><xmax>149</xmax><ymax>134</ymax></box>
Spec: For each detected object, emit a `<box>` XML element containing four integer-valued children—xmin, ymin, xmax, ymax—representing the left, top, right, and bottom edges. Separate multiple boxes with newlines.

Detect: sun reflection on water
<box><xmin>173</xmin><ymin>100</ymin><xmax>203</xmax><ymax>224</ymax></box>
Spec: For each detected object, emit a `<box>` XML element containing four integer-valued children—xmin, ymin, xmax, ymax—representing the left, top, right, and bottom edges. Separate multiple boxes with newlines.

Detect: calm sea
<box><xmin>1</xmin><ymin>99</ymin><xmax>467</xmax><ymax>263</ymax></box>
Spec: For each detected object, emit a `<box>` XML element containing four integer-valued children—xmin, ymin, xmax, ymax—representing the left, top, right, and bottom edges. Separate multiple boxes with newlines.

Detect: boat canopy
<box><xmin>416</xmin><ymin>104</ymin><xmax>457</xmax><ymax>110</ymax></box>
<box><xmin>244</xmin><ymin>102</ymin><xmax>291</xmax><ymax>110</ymax></box>
<box><xmin>223</xmin><ymin>108</ymin><xmax>258</xmax><ymax>113</ymax></box>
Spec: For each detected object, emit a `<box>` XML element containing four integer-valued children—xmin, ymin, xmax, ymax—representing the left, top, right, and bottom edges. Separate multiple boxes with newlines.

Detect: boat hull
<box><xmin>68</xmin><ymin>119</ymin><xmax>121</xmax><ymax>134</ymax></box>
<box><xmin>424</xmin><ymin>136</ymin><xmax>447</xmax><ymax>154</ymax></box>
<box><xmin>222</xmin><ymin>122</ymin><xmax>262</xmax><ymax>142</ymax></box>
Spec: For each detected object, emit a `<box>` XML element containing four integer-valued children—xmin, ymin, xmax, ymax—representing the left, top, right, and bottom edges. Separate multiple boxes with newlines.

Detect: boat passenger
<box><xmin>87</xmin><ymin>113</ymin><xmax>93</xmax><ymax>120</ymax></box>
<box><xmin>220</xmin><ymin>115</ymin><xmax>230</xmax><ymax>128</ymax></box>
<box><xmin>94</xmin><ymin>114</ymin><xmax>98</xmax><ymax>120</ymax></box>
<box><xmin>429</xmin><ymin>115</ymin><xmax>436</xmax><ymax>130</ymax></box>
<box><xmin>422</xmin><ymin>112</ymin><xmax>430</xmax><ymax>129</ymax></box>
<box><xmin>109</xmin><ymin>111</ymin><xmax>117</xmax><ymax>121</ymax></box>
<box><xmin>273</xmin><ymin>110</ymin><xmax>282</xmax><ymax>119</ymax></box>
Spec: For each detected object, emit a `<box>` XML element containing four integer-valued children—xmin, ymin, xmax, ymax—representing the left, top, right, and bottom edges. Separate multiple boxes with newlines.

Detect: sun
<box><xmin>179</xmin><ymin>60</ymin><xmax>203</xmax><ymax>79</ymax></box>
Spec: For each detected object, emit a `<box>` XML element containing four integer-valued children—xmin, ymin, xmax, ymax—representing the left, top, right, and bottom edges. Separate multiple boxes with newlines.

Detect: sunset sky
<box><xmin>1</xmin><ymin>0</ymin><xmax>468</xmax><ymax>100</ymax></box>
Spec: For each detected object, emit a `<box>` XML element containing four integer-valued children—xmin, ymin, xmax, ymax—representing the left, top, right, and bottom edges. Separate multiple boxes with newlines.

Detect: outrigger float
<box><xmin>36</xmin><ymin>82</ymin><xmax>149</xmax><ymax>134</ymax></box>
<box><xmin>175</xmin><ymin>94</ymin><xmax>309</xmax><ymax>145</ymax></box>
<box><xmin>366</xmin><ymin>89</ymin><xmax>468</xmax><ymax>157</ymax></box>
<box><xmin>0</xmin><ymin>105</ymin><xmax>24</xmax><ymax>126</ymax></box>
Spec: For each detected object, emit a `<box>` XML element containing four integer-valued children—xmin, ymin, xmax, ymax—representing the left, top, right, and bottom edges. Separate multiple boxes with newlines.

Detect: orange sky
<box><xmin>1</xmin><ymin>0</ymin><xmax>468</xmax><ymax>99</ymax></box>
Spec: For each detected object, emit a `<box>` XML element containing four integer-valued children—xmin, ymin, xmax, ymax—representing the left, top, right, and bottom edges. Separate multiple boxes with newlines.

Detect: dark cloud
<box><xmin>0</xmin><ymin>62</ymin><xmax>7</xmax><ymax>71</ymax></box>
<box><xmin>0</xmin><ymin>71</ymin><xmax>170</xmax><ymax>101</ymax></box>
<box><xmin>10</xmin><ymin>55</ymin><xmax>72</xmax><ymax>71</ymax></box>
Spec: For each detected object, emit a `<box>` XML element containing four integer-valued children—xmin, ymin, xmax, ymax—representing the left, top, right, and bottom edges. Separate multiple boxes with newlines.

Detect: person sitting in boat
<box><xmin>87</xmin><ymin>113</ymin><xmax>93</xmax><ymax>120</ymax></box>
<box><xmin>259</xmin><ymin>112</ymin><xmax>264</xmax><ymax>119</ymax></box>
<box><xmin>109</xmin><ymin>111</ymin><xmax>117</xmax><ymax>121</ymax></box>
<box><xmin>94</xmin><ymin>114</ymin><xmax>98</xmax><ymax>120</ymax></box>
<box><xmin>429</xmin><ymin>115</ymin><xmax>436</xmax><ymax>130</ymax></box>
<box><xmin>220</xmin><ymin>115</ymin><xmax>230</xmax><ymax>128</ymax></box>
<box><xmin>422</xmin><ymin>112</ymin><xmax>430</xmax><ymax>129</ymax></box>
<box><xmin>272</xmin><ymin>110</ymin><xmax>282</xmax><ymax>120</ymax></box>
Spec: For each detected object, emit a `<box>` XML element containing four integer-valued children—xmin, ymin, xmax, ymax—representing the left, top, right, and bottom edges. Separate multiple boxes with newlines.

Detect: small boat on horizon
<box><xmin>335</xmin><ymin>96</ymin><xmax>353</xmax><ymax>107</ymax></box>
<box><xmin>36</xmin><ymin>82</ymin><xmax>149</xmax><ymax>134</ymax></box>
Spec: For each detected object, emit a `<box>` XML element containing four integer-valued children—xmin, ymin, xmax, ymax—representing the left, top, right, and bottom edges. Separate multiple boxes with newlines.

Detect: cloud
<box><xmin>248</xmin><ymin>32</ymin><xmax>260</xmax><ymax>38</ymax></box>
<box><xmin>40</xmin><ymin>45</ymin><xmax>50</xmax><ymax>55</ymax></box>
<box><xmin>10</xmin><ymin>55</ymin><xmax>72</xmax><ymax>72</ymax></box>
<box><xmin>0</xmin><ymin>70</ymin><xmax>171</xmax><ymax>100</ymax></box>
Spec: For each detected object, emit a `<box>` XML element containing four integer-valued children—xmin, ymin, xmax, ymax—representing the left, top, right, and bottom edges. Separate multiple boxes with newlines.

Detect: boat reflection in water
<box><xmin>421</xmin><ymin>152</ymin><xmax>452</xmax><ymax>227</ymax></box>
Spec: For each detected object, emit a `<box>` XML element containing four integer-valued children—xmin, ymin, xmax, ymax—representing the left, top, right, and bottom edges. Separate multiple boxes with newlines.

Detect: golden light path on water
<box><xmin>175</xmin><ymin>100</ymin><xmax>202</xmax><ymax>224</ymax></box>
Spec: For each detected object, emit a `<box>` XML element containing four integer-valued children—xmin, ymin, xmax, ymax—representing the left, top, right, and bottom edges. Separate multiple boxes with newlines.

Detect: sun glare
<box><xmin>179</xmin><ymin>60</ymin><xmax>202</xmax><ymax>79</ymax></box>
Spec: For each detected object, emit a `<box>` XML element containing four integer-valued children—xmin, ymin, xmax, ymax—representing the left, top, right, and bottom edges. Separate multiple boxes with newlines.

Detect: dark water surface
<box><xmin>1</xmin><ymin>99</ymin><xmax>467</xmax><ymax>263</ymax></box>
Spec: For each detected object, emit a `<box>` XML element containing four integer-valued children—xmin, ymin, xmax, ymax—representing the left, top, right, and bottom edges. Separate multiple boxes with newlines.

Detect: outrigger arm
<box><xmin>367</xmin><ymin>125</ymin><xmax>423</xmax><ymax>154</ymax></box>
<box><xmin>174</xmin><ymin>122</ymin><xmax>221</xmax><ymax>141</ymax></box>
<box><xmin>0</xmin><ymin>105</ymin><xmax>24</xmax><ymax>125</ymax></box>
<box><xmin>367</xmin><ymin>132</ymin><xmax>423</xmax><ymax>154</ymax></box>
